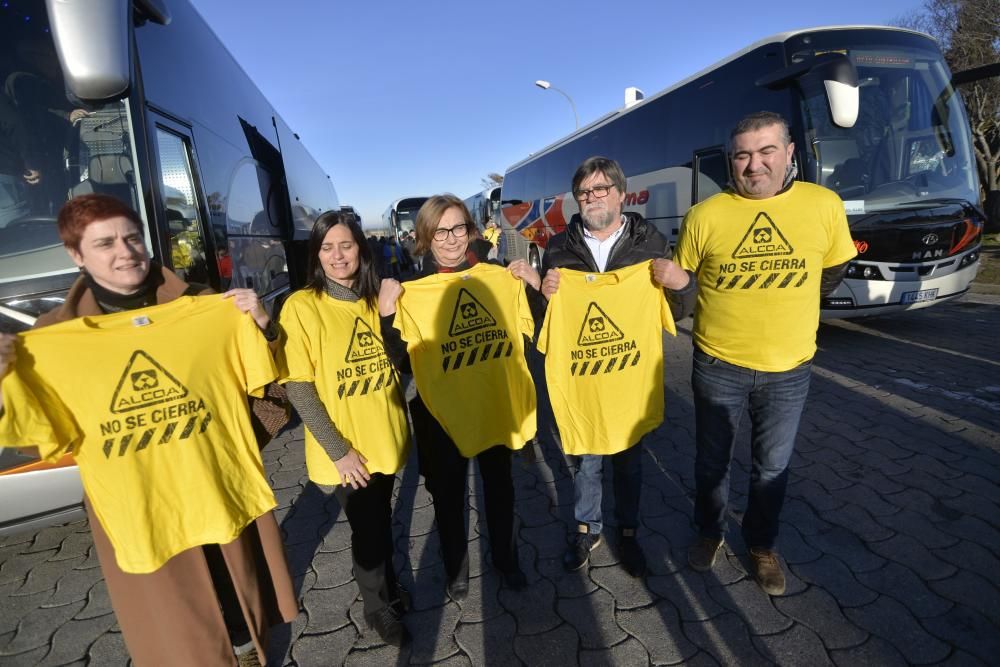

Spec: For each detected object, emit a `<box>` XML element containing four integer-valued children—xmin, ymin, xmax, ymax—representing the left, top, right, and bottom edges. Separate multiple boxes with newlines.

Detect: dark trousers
<box><xmin>691</xmin><ymin>347</ymin><xmax>812</xmax><ymax>549</ymax></box>
<box><xmin>410</xmin><ymin>396</ymin><xmax>519</xmax><ymax>581</ymax></box>
<box><xmin>332</xmin><ymin>472</ymin><xmax>398</xmax><ymax>615</ymax></box>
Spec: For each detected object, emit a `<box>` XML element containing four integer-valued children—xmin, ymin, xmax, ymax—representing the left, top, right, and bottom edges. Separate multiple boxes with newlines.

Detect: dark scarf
<box><xmin>324</xmin><ymin>276</ymin><xmax>360</xmax><ymax>302</ymax></box>
<box><xmin>82</xmin><ymin>263</ymin><xmax>164</xmax><ymax>314</ymax></box>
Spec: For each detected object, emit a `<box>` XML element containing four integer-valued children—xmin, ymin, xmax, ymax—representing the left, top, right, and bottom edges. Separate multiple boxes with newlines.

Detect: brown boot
<box><xmin>749</xmin><ymin>548</ymin><xmax>786</xmax><ymax>595</ymax></box>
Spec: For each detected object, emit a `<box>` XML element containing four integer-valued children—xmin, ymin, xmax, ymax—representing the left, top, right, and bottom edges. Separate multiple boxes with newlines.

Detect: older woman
<box><xmin>0</xmin><ymin>193</ymin><xmax>296</xmax><ymax>667</ymax></box>
<box><xmin>277</xmin><ymin>211</ymin><xmax>411</xmax><ymax>646</ymax></box>
<box><xmin>378</xmin><ymin>194</ymin><xmax>540</xmax><ymax>600</ymax></box>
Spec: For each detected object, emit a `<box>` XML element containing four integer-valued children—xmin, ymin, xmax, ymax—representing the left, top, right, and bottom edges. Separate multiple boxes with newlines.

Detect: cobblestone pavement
<box><xmin>1</xmin><ymin>294</ymin><xmax>998</xmax><ymax>665</ymax></box>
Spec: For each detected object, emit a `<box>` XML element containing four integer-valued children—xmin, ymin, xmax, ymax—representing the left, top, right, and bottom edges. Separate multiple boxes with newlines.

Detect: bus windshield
<box><xmin>1</xmin><ymin>2</ymin><xmax>141</xmax><ymax>287</ymax></box>
<box><xmin>799</xmin><ymin>44</ymin><xmax>978</xmax><ymax>214</ymax></box>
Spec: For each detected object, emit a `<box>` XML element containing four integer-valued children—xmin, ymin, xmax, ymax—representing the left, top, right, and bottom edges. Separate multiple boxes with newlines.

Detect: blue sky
<box><xmin>192</xmin><ymin>0</ymin><xmax>922</xmax><ymax>229</ymax></box>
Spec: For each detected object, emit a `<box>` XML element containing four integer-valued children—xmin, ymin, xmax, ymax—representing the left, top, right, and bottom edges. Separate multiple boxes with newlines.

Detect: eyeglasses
<box><xmin>432</xmin><ymin>223</ymin><xmax>470</xmax><ymax>241</ymax></box>
<box><xmin>574</xmin><ymin>184</ymin><xmax>615</xmax><ymax>201</ymax></box>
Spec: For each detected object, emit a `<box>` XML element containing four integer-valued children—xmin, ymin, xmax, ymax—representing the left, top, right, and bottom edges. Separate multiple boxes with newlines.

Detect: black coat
<box><xmin>540</xmin><ymin>212</ymin><xmax>695</xmax><ymax>321</ymax></box>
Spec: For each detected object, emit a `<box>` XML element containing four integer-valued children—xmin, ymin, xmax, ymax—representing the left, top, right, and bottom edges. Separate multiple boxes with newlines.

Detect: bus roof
<box><xmin>506</xmin><ymin>24</ymin><xmax>931</xmax><ymax>173</ymax></box>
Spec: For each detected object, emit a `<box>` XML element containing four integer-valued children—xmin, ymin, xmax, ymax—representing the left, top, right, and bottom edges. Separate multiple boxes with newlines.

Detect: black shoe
<box><xmin>563</xmin><ymin>526</ymin><xmax>603</xmax><ymax>571</ymax></box>
<box><xmin>688</xmin><ymin>536</ymin><xmax>724</xmax><ymax>572</ymax></box>
<box><xmin>446</xmin><ymin>574</ymin><xmax>469</xmax><ymax>602</ymax></box>
<box><xmin>500</xmin><ymin>568</ymin><xmax>528</xmax><ymax>591</ymax></box>
<box><xmin>364</xmin><ymin>606</ymin><xmax>410</xmax><ymax>647</ymax></box>
<box><xmin>619</xmin><ymin>529</ymin><xmax>646</xmax><ymax>577</ymax></box>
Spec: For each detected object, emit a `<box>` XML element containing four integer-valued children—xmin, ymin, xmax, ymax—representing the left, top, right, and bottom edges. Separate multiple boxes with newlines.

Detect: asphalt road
<box><xmin>1</xmin><ymin>293</ymin><xmax>998</xmax><ymax>665</ymax></box>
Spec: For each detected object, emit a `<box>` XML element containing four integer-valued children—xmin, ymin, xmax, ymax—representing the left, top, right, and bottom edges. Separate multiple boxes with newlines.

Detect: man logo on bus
<box><xmin>131</xmin><ymin>370</ymin><xmax>158</xmax><ymax>391</ymax></box>
<box><xmin>589</xmin><ymin>317</ymin><xmax>606</xmax><ymax>332</ymax></box>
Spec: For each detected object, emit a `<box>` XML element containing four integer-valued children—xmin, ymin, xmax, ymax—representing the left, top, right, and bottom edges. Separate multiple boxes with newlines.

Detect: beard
<box><xmin>581</xmin><ymin>205</ymin><xmax>618</xmax><ymax>231</ymax></box>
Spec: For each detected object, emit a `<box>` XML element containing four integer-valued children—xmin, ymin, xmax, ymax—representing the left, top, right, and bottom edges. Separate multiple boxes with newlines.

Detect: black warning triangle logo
<box><xmin>731</xmin><ymin>212</ymin><xmax>794</xmax><ymax>259</ymax></box>
<box><xmin>449</xmin><ymin>288</ymin><xmax>497</xmax><ymax>336</ymax></box>
<box><xmin>345</xmin><ymin>317</ymin><xmax>384</xmax><ymax>363</ymax></box>
<box><xmin>110</xmin><ymin>350</ymin><xmax>189</xmax><ymax>414</ymax></box>
<box><xmin>577</xmin><ymin>302</ymin><xmax>625</xmax><ymax>346</ymax></box>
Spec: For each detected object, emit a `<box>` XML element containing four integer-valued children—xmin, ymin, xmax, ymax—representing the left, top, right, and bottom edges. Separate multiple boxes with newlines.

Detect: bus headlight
<box><xmin>845</xmin><ymin>263</ymin><xmax>885</xmax><ymax>280</ymax></box>
<box><xmin>958</xmin><ymin>251</ymin><xmax>979</xmax><ymax>269</ymax></box>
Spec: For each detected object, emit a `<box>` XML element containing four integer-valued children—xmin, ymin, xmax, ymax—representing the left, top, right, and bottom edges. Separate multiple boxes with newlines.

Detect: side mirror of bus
<box><xmin>757</xmin><ymin>52</ymin><xmax>859</xmax><ymax>129</ymax></box>
<box><xmin>46</xmin><ymin>0</ymin><xmax>131</xmax><ymax>100</ymax></box>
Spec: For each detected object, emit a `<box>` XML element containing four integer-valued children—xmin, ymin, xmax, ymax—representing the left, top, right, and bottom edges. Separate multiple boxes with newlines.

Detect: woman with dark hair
<box><xmin>378</xmin><ymin>194</ymin><xmax>541</xmax><ymax>600</ymax></box>
<box><xmin>0</xmin><ymin>193</ymin><xmax>296</xmax><ymax>667</ymax></box>
<box><xmin>277</xmin><ymin>210</ymin><xmax>411</xmax><ymax>646</ymax></box>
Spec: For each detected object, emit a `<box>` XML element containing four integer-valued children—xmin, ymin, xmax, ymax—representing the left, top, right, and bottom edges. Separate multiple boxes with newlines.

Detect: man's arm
<box><xmin>820</xmin><ymin>261</ymin><xmax>850</xmax><ymax>297</ymax></box>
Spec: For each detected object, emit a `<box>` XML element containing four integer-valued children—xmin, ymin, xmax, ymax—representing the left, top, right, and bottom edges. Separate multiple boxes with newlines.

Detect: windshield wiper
<box><xmin>892</xmin><ymin>197</ymin><xmax>967</xmax><ymax>207</ymax></box>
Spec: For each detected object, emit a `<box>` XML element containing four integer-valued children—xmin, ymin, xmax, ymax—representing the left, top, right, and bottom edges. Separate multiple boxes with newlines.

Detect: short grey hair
<box><xmin>728</xmin><ymin>111</ymin><xmax>791</xmax><ymax>153</ymax></box>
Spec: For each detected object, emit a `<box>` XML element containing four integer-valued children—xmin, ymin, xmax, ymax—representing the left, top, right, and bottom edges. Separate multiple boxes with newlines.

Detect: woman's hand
<box><xmin>335</xmin><ymin>448</ymin><xmax>371</xmax><ymax>489</ymax></box>
<box><xmin>223</xmin><ymin>288</ymin><xmax>270</xmax><ymax>331</ymax></box>
<box><xmin>540</xmin><ymin>268</ymin><xmax>561</xmax><ymax>300</ymax></box>
<box><xmin>507</xmin><ymin>259</ymin><xmax>541</xmax><ymax>291</ymax></box>
<box><xmin>378</xmin><ymin>279</ymin><xmax>403</xmax><ymax>316</ymax></box>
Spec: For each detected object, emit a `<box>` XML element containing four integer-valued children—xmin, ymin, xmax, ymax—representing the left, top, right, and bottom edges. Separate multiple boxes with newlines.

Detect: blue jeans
<box><xmin>567</xmin><ymin>440</ymin><xmax>643</xmax><ymax>535</ymax></box>
<box><xmin>691</xmin><ymin>347</ymin><xmax>811</xmax><ymax>550</ymax></box>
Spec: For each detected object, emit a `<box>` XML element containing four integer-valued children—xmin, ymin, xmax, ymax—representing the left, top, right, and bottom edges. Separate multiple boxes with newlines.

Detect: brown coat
<box><xmin>34</xmin><ymin>267</ymin><xmax>298</xmax><ymax>666</ymax></box>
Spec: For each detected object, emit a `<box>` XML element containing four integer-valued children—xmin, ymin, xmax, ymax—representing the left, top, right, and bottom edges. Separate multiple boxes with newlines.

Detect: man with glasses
<box><xmin>539</xmin><ymin>156</ymin><xmax>694</xmax><ymax>576</ymax></box>
<box><xmin>674</xmin><ymin>112</ymin><xmax>855</xmax><ymax>595</ymax></box>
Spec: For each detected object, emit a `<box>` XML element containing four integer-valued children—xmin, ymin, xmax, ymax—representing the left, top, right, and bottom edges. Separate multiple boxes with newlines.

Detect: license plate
<box><xmin>901</xmin><ymin>288</ymin><xmax>938</xmax><ymax>304</ymax></box>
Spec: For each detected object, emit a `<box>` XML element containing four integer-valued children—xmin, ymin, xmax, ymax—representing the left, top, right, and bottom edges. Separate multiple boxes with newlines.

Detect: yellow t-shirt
<box><xmin>674</xmin><ymin>182</ymin><xmax>857</xmax><ymax>371</ymax></box>
<box><xmin>277</xmin><ymin>290</ymin><xmax>409</xmax><ymax>485</ymax></box>
<box><xmin>537</xmin><ymin>262</ymin><xmax>676</xmax><ymax>455</ymax></box>
<box><xmin>395</xmin><ymin>263</ymin><xmax>536</xmax><ymax>457</ymax></box>
<box><xmin>0</xmin><ymin>295</ymin><xmax>278</xmax><ymax>574</ymax></box>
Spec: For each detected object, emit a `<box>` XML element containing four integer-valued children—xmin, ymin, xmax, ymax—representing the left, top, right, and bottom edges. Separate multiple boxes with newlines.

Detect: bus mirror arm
<box><xmin>756</xmin><ymin>53</ymin><xmax>859</xmax><ymax>129</ymax></box>
<box><xmin>951</xmin><ymin>62</ymin><xmax>1000</xmax><ymax>88</ymax></box>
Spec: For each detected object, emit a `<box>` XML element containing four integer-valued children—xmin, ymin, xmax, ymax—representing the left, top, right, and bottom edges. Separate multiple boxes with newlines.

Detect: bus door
<box><xmin>692</xmin><ymin>147</ymin><xmax>729</xmax><ymax>205</ymax></box>
<box><xmin>147</xmin><ymin>114</ymin><xmax>216</xmax><ymax>289</ymax></box>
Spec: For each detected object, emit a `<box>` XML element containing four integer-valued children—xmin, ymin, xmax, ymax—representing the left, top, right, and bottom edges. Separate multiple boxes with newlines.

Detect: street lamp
<box><xmin>534</xmin><ymin>79</ymin><xmax>579</xmax><ymax>130</ymax></box>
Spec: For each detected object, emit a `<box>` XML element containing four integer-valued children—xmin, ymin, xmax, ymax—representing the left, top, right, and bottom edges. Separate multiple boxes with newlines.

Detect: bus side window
<box><xmin>154</xmin><ymin>128</ymin><xmax>211</xmax><ymax>286</ymax></box>
<box><xmin>693</xmin><ymin>149</ymin><xmax>728</xmax><ymax>203</ymax></box>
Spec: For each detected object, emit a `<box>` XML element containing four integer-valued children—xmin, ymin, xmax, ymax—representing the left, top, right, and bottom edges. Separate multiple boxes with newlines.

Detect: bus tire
<box><xmin>528</xmin><ymin>246</ymin><xmax>541</xmax><ymax>273</ymax></box>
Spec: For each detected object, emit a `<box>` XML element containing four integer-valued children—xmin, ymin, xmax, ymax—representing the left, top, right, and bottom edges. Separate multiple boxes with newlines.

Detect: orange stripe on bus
<box><xmin>0</xmin><ymin>454</ymin><xmax>76</xmax><ymax>476</ymax></box>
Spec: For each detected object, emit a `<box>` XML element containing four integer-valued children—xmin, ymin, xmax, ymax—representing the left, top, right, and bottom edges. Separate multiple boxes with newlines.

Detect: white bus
<box><xmin>382</xmin><ymin>196</ymin><xmax>429</xmax><ymax>241</ymax></box>
<box><xmin>0</xmin><ymin>0</ymin><xmax>338</xmax><ymax>534</ymax></box>
<box><xmin>500</xmin><ymin>26</ymin><xmax>992</xmax><ymax>318</ymax></box>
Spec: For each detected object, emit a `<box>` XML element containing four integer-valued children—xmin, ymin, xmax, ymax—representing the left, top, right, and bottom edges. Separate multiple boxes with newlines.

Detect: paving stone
<box><xmin>379</xmin><ymin>598</ymin><xmax>461</xmax><ymax>663</ymax></box>
<box><xmin>290</xmin><ymin>626</ymin><xmax>356</xmax><ymax>667</ymax></box>
<box><xmin>849</xmin><ymin>450</ymin><xmax>912</xmax><ymax>476</ymax></box>
<box><xmin>878</xmin><ymin>509</ymin><xmax>960</xmax><ymax>550</ymax></box>
<box><xmin>866</xmin><ymin>533</ymin><xmax>958</xmax><ymax>582</ymax></box>
<box><xmin>555</xmin><ymin>587</ymin><xmax>625</xmax><ymax>649</ymax></box>
<box><xmin>707</xmin><ymin>578</ymin><xmax>793</xmax><ymax>636</ymax></box>
<box><xmin>856</xmin><ymin>562</ymin><xmax>953</xmax><ymax>618</ymax></box>
<box><xmin>454</xmin><ymin>613</ymin><xmax>518</xmax><ymax>666</ymax></box>
<box><xmin>41</xmin><ymin>565</ymin><xmax>105</xmax><ymax>608</ymax></box>
<box><xmin>86</xmin><ymin>630</ymin><xmax>128</xmax><ymax>665</ymax></box>
<box><xmin>646</xmin><ymin>571</ymin><xmax>726</xmax><ymax>623</ymax></box>
<box><xmin>314</xmin><ymin>515</ymin><xmax>355</xmax><ymax>554</ymax></box>
<box><xmin>773</xmin><ymin>586</ymin><xmax>868</xmax><ymax>650</ymax></box>
<box><xmin>535</xmin><ymin>555</ymin><xmax>599</xmax><ymax>599</ymax></box>
<box><xmin>455</xmin><ymin>571</ymin><xmax>504</xmax><ymax>623</ymax></box>
<box><xmin>22</xmin><ymin>523</ymin><xmax>83</xmax><ymax>555</ymax></box>
<box><xmin>844</xmin><ymin>595</ymin><xmax>950</xmax><ymax>664</ymax></box>
<box><xmin>616</xmin><ymin>599</ymin><xmax>698</xmax><ymax>664</ymax></box>
<box><xmin>781</xmin><ymin>498</ymin><xmax>833</xmax><ymax>536</ymax></box>
<box><xmin>48</xmin><ymin>530</ymin><xmax>95</xmax><ymax>563</ymax></box>
<box><xmin>0</xmin><ymin>645</ymin><xmax>50</xmax><ymax>666</ymax></box>
<box><xmin>512</xmin><ymin>623</ymin><xmax>579</xmax><ymax>666</ymax></box>
<box><xmin>937</xmin><ymin>515</ymin><xmax>1000</xmax><ymax>555</ymax></box>
<box><xmin>889</xmin><ymin>469</ymin><xmax>964</xmax><ymax>499</ymax></box>
<box><xmin>828</xmin><ymin>480</ymin><xmax>901</xmax><ymax>516</ymax></box>
<box><xmin>926</xmin><ymin>570</ymin><xmax>1000</xmax><ymax>623</ymax></box>
<box><xmin>790</xmin><ymin>555</ymin><xmax>878</xmax><ymax>608</ymax></box>
<box><xmin>75</xmin><ymin>580</ymin><xmax>112</xmax><ymax>620</ymax></box>
<box><xmin>0</xmin><ymin>583</ymin><xmax>52</xmax><ymax>635</ymax></box>
<box><xmin>0</xmin><ymin>548</ymin><xmax>57</xmax><ymax>587</ymax></box>
<box><xmin>580</xmin><ymin>636</ymin><xmax>651</xmax><ymax>666</ymax></box>
<box><xmin>499</xmin><ymin>575</ymin><xmax>560</xmax><ymax>635</ymax></box>
<box><xmin>681</xmin><ymin>611</ymin><xmax>771</xmax><ymax>666</ymax></box>
<box><xmin>803</xmin><ymin>526</ymin><xmax>885</xmax><ymax>573</ymax></box>
<box><xmin>904</xmin><ymin>453</ymin><xmax>965</xmax><ymax>480</ymax></box>
<box><xmin>774</xmin><ymin>522</ymin><xmax>823</xmax><ymax>565</ymax></box>
<box><xmin>36</xmin><ymin>612</ymin><xmax>116</xmax><ymax>667</ymax></box>
<box><xmin>300</xmin><ymin>582</ymin><xmax>355</xmax><ymax>634</ymax></box>
<box><xmin>311</xmin><ymin>549</ymin><xmax>356</xmax><ymax>589</ymax></box>
<box><xmin>821</xmin><ymin>502</ymin><xmax>895</xmax><ymax>542</ymax></box>
<box><xmin>936</xmin><ymin>492</ymin><xmax>1000</xmax><ymax>529</ymax></box>
<box><xmin>589</xmin><ymin>562</ymin><xmax>655</xmax><ymax>611</ymax></box>
<box><xmin>0</xmin><ymin>599</ymin><xmax>85</xmax><ymax>656</ymax></box>
<box><xmin>928</xmin><ymin>649</ymin><xmax>991</xmax><ymax>667</ymax></box>
<box><xmin>751</xmin><ymin>622</ymin><xmax>833</xmax><ymax>666</ymax></box>
<box><xmin>788</xmin><ymin>478</ymin><xmax>844</xmax><ymax>512</ymax></box>
<box><xmin>795</xmin><ymin>462</ymin><xmax>853</xmax><ymax>493</ymax></box>
<box><xmin>920</xmin><ymin>605</ymin><xmax>1000</xmax><ymax>666</ymax></box>
<box><xmin>931</xmin><ymin>539</ymin><xmax>1000</xmax><ymax>583</ymax></box>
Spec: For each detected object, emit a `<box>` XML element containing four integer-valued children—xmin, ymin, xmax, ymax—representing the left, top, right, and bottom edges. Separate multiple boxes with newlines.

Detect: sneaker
<box><xmin>619</xmin><ymin>529</ymin><xmax>646</xmax><ymax>577</ymax></box>
<box><xmin>235</xmin><ymin>649</ymin><xmax>262</xmax><ymax>667</ymax></box>
<box><xmin>749</xmin><ymin>548</ymin><xmax>786</xmax><ymax>596</ymax></box>
<box><xmin>364</xmin><ymin>605</ymin><xmax>411</xmax><ymax>647</ymax></box>
<box><xmin>563</xmin><ymin>526</ymin><xmax>603</xmax><ymax>571</ymax></box>
<box><xmin>688</xmin><ymin>537</ymin><xmax>724</xmax><ymax>572</ymax></box>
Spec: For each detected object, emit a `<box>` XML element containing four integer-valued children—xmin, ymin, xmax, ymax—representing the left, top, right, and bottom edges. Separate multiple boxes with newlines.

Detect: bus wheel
<box><xmin>528</xmin><ymin>246</ymin><xmax>541</xmax><ymax>273</ymax></box>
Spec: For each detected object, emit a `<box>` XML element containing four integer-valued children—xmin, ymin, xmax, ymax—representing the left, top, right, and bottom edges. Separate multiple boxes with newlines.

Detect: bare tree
<box><xmin>480</xmin><ymin>172</ymin><xmax>504</xmax><ymax>190</ymax></box>
<box><xmin>896</xmin><ymin>0</ymin><xmax>1000</xmax><ymax>206</ymax></box>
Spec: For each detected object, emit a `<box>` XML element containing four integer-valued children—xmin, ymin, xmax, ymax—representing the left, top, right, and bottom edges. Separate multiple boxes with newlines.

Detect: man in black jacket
<box><xmin>540</xmin><ymin>156</ymin><xmax>695</xmax><ymax>576</ymax></box>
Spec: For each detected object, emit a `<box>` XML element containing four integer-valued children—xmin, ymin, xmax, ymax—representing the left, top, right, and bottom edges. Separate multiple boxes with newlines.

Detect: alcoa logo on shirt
<box><xmin>716</xmin><ymin>212</ymin><xmax>808</xmax><ymax>291</ymax></box>
<box><xmin>569</xmin><ymin>303</ymin><xmax>639</xmax><ymax>377</ymax></box>
<box><xmin>440</xmin><ymin>288</ymin><xmax>512</xmax><ymax>373</ymax></box>
<box><xmin>101</xmin><ymin>351</ymin><xmax>211</xmax><ymax>458</ymax></box>
<box><xmin>338</xmin><ymin>317</ymin><xmax>395</xmax><ymax>399</ymax></box>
